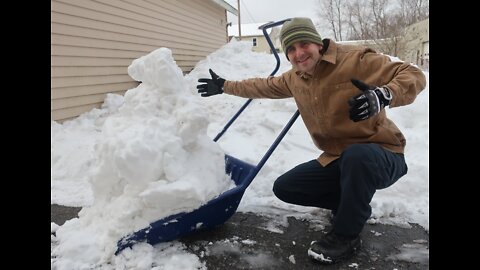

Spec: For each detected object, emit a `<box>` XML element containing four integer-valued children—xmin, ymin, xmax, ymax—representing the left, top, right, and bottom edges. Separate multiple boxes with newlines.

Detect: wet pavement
<box><xmin>51</xmin><ymin>204</ymin><xmax>429</xmax><ymax>269</ymax></box>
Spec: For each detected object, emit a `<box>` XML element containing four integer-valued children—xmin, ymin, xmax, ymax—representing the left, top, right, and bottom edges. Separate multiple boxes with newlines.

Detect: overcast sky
<box><xmin>224</xmin><ymin>0</ymin><xmax>334</xmax><ymax>37</ymax></box>
<box><xmin>224</xmin><ymin>0</ymin><xmax>319</xmax><ymax>24</ymax></box>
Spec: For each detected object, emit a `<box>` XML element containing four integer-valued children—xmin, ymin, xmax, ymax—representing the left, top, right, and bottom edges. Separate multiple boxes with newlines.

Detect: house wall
<box><xmin>401</xmin><ymin>18</ymin><xmax>429</xmax><ymax>70</ymax></box>
<box><xmin>253</xmin><ymin>36</ymin><xmax>271</xmax><ymax>53</ymax></box>
<box><xmin>233</xmin><ymin>36</ymin><xmax>270</xmax><ymax>53</ymax></box>
<box><xmin>337</xmin><ymin>18</ymin><xmax>429</xmax><ymax>71</ymax></box>
<box><xmin>51</xmin><ymin>0</ymin><xmax>229</xmax><ymax>122</ymax></box>
<box><xmin>231</xmin><ymin>28</ymin><xmax>282</xmax><ymax>54</ymax></box>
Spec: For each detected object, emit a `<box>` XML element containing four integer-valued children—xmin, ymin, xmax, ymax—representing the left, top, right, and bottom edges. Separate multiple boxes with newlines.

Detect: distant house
<box><xmin>401</xmin><ymin>18</ymin><xmax>429</xmax><ymax>70</ymax></box>
<box><xmin>51</xmin><ymin>0</ymin><xmax>237</xmax><ymax>122</ymax></box>
<box><xmin>337</xmin><ymin>18</ymin><xmax>429</xmax><ymax>70</ymax></box>
<box><xmin>228</xmin><ymin>22</ymin><xmax>282</xmax><ymax>53</ymax></box>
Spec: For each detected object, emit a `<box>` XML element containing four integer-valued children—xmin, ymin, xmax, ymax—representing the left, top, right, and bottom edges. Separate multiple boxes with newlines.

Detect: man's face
<box><xmin>286</xmin><ymin>41</ymin><xmax>322</xmax><ymax>75</ymax></box>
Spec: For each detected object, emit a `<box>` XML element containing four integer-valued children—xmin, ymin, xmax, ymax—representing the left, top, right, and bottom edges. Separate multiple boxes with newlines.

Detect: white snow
<box><xmin>51</xmin><ymin>39</ymin><xmax>429</xmax><ymax>269</ymax></box>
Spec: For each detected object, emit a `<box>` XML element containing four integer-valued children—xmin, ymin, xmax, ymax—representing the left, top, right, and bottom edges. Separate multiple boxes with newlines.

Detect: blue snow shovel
<box><xmin>116</xmin><ymin>18</ymin><xmax>298</xmax><ymax>255</ymax></box>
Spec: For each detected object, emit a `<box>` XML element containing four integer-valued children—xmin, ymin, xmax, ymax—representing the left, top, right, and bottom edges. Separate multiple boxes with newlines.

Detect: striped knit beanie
<box><xmin>280</xmin><ymin>17</ymin><xmax>323</xmax><ymax>60</ymax></box>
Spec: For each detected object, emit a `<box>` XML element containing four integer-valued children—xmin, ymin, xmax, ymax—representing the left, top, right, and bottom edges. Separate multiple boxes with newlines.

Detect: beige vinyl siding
<box><xmin>51</xmin><ymin>0</ymin><xmax>229</xmax><ymax>122</ymax></box>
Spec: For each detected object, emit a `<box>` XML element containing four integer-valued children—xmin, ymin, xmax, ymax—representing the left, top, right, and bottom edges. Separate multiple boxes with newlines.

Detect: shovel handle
<box><xmin>245</xmin><ymin>110</ymin><xmax>299</xmax><ymax>187</ymax></box>
<box><xmin>213</xmin><ymin>19</ymin><xmax>292</xmax><ymax>142</ymax></box>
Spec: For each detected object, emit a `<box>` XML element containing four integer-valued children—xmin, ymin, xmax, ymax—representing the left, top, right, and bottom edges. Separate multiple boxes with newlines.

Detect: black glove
<box><xmin>348</xmin><ymin>79</ymin><xmax>392</xmax><ymax>122</ymax></box>
<box><xmin>197</xmin><ymin>69</ymin><xmax>226</xmax><ymax>97</ymax></box>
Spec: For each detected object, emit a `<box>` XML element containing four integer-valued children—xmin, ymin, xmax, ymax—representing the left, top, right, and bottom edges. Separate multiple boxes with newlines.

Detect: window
<box><xmin>253</xmin><ymin>38</ymin><xmax>257</xmax><ymax>47</ymax></box>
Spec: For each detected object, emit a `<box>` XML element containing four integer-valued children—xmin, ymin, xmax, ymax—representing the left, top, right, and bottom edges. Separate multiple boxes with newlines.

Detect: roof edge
<box><xmin>210</xmin><ymin>0</ymin><xmax>238</xmax><ymax>15</ymax></box>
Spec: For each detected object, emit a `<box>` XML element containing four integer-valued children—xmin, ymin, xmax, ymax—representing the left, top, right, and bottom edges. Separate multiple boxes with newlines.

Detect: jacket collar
<box><xmin>321</xmin><ymin>39</ymin><xmax>337</xmax><ymax>65</ymax></box>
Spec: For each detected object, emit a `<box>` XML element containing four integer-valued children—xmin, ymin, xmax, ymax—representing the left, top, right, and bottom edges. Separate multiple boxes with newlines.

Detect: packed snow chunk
<box><xmin>52</xmin><ymin>47</ymin><xmax>233</xmax><ymax>269</ymax></box>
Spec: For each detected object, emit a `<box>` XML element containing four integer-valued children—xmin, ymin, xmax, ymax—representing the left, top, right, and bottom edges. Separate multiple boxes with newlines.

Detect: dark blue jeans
<box><xmin>272</xmin><ymin>143</ymin><xmax>407</xmax><ymax>237</ymax></box>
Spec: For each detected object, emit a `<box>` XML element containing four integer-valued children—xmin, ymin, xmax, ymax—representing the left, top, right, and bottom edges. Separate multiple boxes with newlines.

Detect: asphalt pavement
<box><xmin>51</xmin><ymin>204</ymin><xmax>429</xmax><ymax>269</ymax></box>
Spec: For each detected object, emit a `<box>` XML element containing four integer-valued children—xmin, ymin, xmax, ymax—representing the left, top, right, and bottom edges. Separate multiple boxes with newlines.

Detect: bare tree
<box><xmin>370</xmin><ymin>0</ymin><xmax>389</xmax><ymax>39</ymax></box>
<box><xmin>397</xmin><ymin>0</ymin><xmax>429</xmax><ymax>26</ymax></box>
<box><xmin>369</xmin><ymin>0</ymin><xmax>408</xmax><ymax>55</ymax></box>
<box><xmin>345</xmin><ymin>0</ymin><xmax>372</xmax><ymax>40</ymax></box>
<box><xmin>386</xmin><ymin>0</ymin><xmax>428</xmax><ymax>55</ymax></box>
<box><xmin>313</xmin><ymin>0</ymin><xmax>428</xmax><ymax>56</ymax></box>
<box><xmin>316</xmin><ymin>0</ymin><xmax>346</xmax><ymax>41</ymax></box>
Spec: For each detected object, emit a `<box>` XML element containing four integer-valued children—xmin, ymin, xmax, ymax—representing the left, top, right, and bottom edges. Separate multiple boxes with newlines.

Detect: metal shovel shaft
<box><xmin>213</xmin><ymin>19</ymin><xmax>292</xmax><ymax>142</ymax></box>
<box><xmin>214</xmin><ymin>18</ymin><xmax>299</xmax><ymax>186</ymax></box>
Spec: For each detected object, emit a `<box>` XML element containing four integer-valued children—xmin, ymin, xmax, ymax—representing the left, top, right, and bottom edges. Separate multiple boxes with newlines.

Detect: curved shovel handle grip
<box><xmin>213</xmin><ymin>18</ymin><xmax>292</xmax><ymax>142</ymax></box>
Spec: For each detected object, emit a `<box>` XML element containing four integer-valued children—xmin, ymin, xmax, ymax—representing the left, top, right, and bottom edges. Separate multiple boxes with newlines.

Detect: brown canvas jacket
<box><xmin>223</xmin><ymin>39</ymin><xmax>427</xmax><ymax>166</ymax></box>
